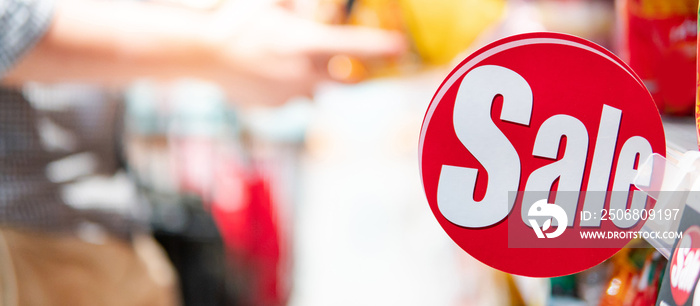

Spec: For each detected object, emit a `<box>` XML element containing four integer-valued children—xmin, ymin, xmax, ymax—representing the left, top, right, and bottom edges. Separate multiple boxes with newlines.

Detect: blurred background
<box><xmin>23</xmin><ymin>0</ymin><xmax>699</xmax><ymax>305</ymax></box>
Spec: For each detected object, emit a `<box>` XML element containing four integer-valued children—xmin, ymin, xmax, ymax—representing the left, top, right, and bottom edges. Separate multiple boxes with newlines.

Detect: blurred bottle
<box><xmin>505</xmin><ymin>274</ymin><xmax>527</xmax><ymax>306</ymax></box>
<box><xmin>696</xmin><ymin>0</ymin><xmax>700</xmax><ymax>147</ymax></box>
<box><xmin>617</xmin><ymin>0</ymin><xmax>698</xmax><ymax>115</ymax></box>
<box><xmin>168</xmin><ymin>81</ymin><xmax>229</xmax><ymax>202</ymax></box>
<box><xmin>552</xmin><ymin>274</ymin><xmax>578</xmax><ymax>298</ymax></box>
<box><xmin>599</xmin><ymin>246</ymin><xmax>656</xmax><ymax>306</ymax></box>
<box><xmin>577</xmin><ymin>260</ymin><xmax>612</xmax><ymax>305</ymax></box>
<box><xmin>400</xmin><ymin>0</ymin><xmax>505</xmax><ymax>65</ymax></box>
<box><xmin>125</xmin><ymin>81</ymin><xmax>179</xmax><ymax>195</ymax></box>
<box><xmin>628</xmin><ymin>251</ymin><xmax>666</xmax><ymax>306</ymax></box>
<box><xmin>317</xmin><ymin>0</ymin><xmax>505</xmax><ymax>82</ymax></box>
<box><xmin>550</xmin><ymin>274</ymin><xmax>587</xmax><ymax>306</ymax></box>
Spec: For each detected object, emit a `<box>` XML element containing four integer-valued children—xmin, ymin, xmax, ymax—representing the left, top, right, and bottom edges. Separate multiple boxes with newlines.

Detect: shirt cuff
<box><xmin>0</xmin><ymin>0</ymin><xmax>55</xmax><ymax>78</ymax></box>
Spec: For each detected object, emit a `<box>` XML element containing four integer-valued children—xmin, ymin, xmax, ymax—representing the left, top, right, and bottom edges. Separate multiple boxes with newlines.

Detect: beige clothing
<box><xmin>0</xmin><ymin>228</ymin><xmax>179</xmax><ymax>306</ymax></box>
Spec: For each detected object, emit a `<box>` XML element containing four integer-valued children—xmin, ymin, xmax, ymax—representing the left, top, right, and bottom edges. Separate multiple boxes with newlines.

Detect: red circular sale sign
<box><xmin>670</xmin><ymin>226</ymin><xmax>700</xmax><ymax>305</ymax></box>
<box><xmin>419</xmin><ymin>33</ymin><xmax>666</xmax><ymax>277</ymax></box>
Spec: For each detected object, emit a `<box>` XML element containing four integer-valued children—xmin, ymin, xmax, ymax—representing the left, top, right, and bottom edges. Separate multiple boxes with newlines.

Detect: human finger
<box><xmin>302</xmin><ymin>25</ymin><xmax>408</xmax><ymax>59</ymax></box>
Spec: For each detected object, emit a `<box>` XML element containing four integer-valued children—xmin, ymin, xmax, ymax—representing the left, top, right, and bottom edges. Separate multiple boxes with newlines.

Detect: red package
<box><xmin>618</xmin><ymin>0</ymin><xmax>698</xmax><ymax>115</ymax></box>
<box><xmin>209</xmin><ymin>153</ymin><xmax>288</xmax><ymax>306</ymax></box>
<box><xmin>696</xmin><ymin>1</ymin><xmax>700</xmax><ymax>147</ymax></box>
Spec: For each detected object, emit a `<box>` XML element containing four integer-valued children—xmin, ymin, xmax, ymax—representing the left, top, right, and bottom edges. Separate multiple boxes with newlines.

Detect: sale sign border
<box><xmin>418</xmin><ymin>32</ymin><xmax>666</xmax><ymax>277</ymax></box>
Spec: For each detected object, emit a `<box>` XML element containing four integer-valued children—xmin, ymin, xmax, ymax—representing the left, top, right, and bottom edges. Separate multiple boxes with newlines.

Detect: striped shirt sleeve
<box><xmin>0</xmin><ymin>0</ymin><xmax>55</xmax><ymax>77</ymax></box>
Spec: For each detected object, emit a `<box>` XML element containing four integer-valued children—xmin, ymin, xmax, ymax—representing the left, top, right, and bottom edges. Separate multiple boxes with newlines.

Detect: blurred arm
<box><xmin>2</xmin><ymin>0</ymin><xmax>406</xmax><ymax>105</ymax></box>
<box><xmin>2</xmin><ymin>0</ymin><xmax>219</xmax><ymax>86</ymax></box>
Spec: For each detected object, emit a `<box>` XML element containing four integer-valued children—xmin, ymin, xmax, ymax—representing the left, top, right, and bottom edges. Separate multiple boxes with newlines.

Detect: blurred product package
<box><xmin>316</xmin><ymin>0</ymin><xmax>506</xmax><ymax>82</ymax></box>
<box><xmin>697</xmin><ymin>1</ymin><xmax>700</xmax><ymax>147</ymax></box>
<box><xmin>534</xmin><ymin>0</ymin><xmax>615</xmax><ymax>47</ymax></box>
<box><xmin>617</xmin><ymin>0</ymin><xmax>698</xmax><ymax>115</ymax></box>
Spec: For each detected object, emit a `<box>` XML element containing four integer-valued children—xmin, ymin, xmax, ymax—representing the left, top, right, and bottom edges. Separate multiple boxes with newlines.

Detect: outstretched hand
<box><xmin>205</xmin><ymin>0</ymin><xmax>407</xmax><ymax>106</ymax></box>
<box><xmin>2</xmin><ymin>0</ymin><xmax>406</xmax><ymax>107</ymax></box>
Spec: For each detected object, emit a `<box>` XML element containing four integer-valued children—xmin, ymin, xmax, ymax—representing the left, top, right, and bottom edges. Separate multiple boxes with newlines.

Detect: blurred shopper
<box><xmin>0</xmin><ymin>0</ymin><xmax>405</xmax><ymax>305</ymax></box>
